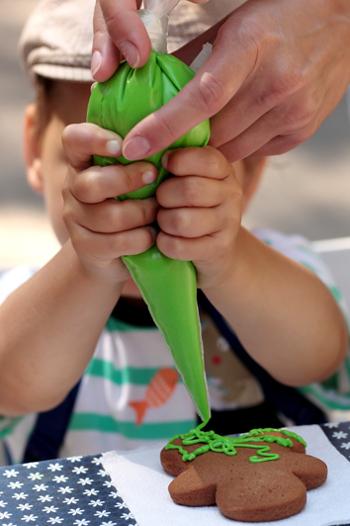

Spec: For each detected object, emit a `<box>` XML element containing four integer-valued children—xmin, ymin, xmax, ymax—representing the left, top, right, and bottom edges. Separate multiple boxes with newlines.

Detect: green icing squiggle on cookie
<box><xmin>165</xmin><ymin>424</ymin><xmax>306</xmax><ymax>464</ymax></box>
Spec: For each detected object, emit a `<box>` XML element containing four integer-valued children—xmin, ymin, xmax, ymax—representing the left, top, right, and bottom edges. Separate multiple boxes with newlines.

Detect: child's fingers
<box><xmin>157</xmin><ymin>229</ymin><xmax>233</xmax><ymax>262</ymax></box>
<box><xmin>69</xmin><ymin>223</ymin><xmax>155</xmax><ymax>260</ymax></box>
<box><xmin>157</xmin><ymin>206</ymin><xmax>225</xmax><ymax>239</ymax></box>
<box><xmin>156</xmin><ymin>175</ymin><xmax>240</xmax><ymax>209</ymax></box>
<box><xmin>163</xmin><ymin>146</ymin><xmax>232</xmax><ymax>180</ymax></box>
<box><xmin>67</xmin><ymin>162</ymin><xmax>157</xmax><ymax>204</ymax></box>
<box><xmin>62</xmin><ymin>123</ymin><xmax>123</xmax><ymax>171</ymax></box>
<box><xmin>64</xmin><ymin>197</ymin><xmax>157</xmax><ymax>235</ymax></box>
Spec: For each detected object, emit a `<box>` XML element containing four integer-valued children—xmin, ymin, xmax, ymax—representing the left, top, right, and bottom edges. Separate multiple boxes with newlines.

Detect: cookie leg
<box><xmin>168</xmin><ymin>465</ymin><xmax>216</xmax><ymax>507</ymax></box>
<box><xmin>216</xmin><ymin>470</ymin><xmax>306</xmax><ymax>522</ymax></box>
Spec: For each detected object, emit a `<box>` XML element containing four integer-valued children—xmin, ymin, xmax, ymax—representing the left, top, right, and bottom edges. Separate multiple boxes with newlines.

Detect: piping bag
<box><xmin>87</xmin><ymin>0</ymin><xmax>211</xmax><ymax>423</ymax></box>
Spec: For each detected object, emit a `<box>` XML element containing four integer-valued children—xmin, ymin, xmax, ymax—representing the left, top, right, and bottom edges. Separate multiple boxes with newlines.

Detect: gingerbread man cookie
<box><xmin>160</xmin><ymin>426</ymin><xmax>327</xmax><ymax>522</ymax></box>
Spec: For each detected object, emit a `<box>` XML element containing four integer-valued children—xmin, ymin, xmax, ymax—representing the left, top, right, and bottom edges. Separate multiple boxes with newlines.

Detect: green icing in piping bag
<box><xmin>87</xmin><ymin>51</ymin><xmax>211</xmax><ymax>422</ymax></box>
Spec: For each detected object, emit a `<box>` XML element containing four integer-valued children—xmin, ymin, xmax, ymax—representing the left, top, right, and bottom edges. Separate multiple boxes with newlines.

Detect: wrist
<box><xmin>201</xmin><ymin>228</ymin><xmax>260</xmax><ymax>304</ymax></box>
<box><xmin>64</xmin><ymin>240</ymin><xmax>129</xmax><ymax>289</ymax></box>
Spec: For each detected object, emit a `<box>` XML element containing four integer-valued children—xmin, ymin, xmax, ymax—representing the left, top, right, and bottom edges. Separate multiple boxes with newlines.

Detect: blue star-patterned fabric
<box><xmin>0</xmin><ymin>454</ymin><xmax>138</xmax><ymax>526</ymax></box>
<box><xmin>321</xmin><ymin>421</ymin><xmax>350</xmax><ymax>463</ymax></box>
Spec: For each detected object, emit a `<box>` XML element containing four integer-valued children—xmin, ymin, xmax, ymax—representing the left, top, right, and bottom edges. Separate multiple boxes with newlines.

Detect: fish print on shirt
<box><xmin>129</xmin><ymin>368</ymin><xmax>179</xmax><ymax>425</ymax></box>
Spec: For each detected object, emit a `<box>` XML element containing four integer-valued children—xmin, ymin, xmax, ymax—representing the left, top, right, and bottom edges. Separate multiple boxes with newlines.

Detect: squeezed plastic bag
<box><xmin>87</xmin><ymin>0</ymin><xmax>211</xmax><ymax>422</ymax></box>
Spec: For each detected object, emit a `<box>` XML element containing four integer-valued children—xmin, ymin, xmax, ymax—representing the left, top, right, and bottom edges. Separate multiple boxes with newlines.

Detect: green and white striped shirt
<box><xmin>0</xmin><ymin>229</ymin><xmax>349</xmax><ymax>463</ymax></box>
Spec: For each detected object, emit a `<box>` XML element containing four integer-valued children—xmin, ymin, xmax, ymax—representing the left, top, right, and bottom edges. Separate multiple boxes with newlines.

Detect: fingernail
<box><xmin>142</xmin><ymin>170</ymin><xmax>156</xmax><ymax>185</ymax></box>
<box><xmin>119</xmin><ymin>41</ymin><xmax>140</xmax><ymax>68</ymax></box>
<box><xmin>91</xmin><ymin>51</ymin><xmax>102</xmax><ymax>77</ymax></box>
<box><xmin>123</xmin><ymin>136</ymin><xmax>151</xmax><ymax>160</ymax></box>
<box><xmin>106</xmin><ymin>139</ymin><xmax>122</xmax><ymax>156</ymax></box>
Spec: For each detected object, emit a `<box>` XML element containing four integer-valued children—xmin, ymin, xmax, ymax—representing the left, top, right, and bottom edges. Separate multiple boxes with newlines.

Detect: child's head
<box><xmin>20</xmin><ymin>0</ymin><xmax>265</xmax><ymax>245</ymax></box>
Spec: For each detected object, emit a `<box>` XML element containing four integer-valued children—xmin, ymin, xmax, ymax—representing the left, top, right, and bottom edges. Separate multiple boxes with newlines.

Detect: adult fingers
<box><xmin>96</xmin><ymin>0</ymin><xmax>150</xmax><ymax>73</ymax></box>
<box><xmin>62</xmin><ymin>123</ymin><xmax>123</xmax><ymax>171</ymax></box>
<box><xmin>218</xmin><ymin>91</ymin><xmax>322</xmax><ymax>162</ymax></box>
<box><xmin>122</xmin><ymin>28</ymin><xmax>258</xmax><ymax>160</ymax></box>
<box><xmin>92</xmin><ymin>2</ymin><xmax>120</xmax><ymax>81</ymax></box>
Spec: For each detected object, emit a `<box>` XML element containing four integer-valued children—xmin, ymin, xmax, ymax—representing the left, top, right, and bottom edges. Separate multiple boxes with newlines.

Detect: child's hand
<box><xmin>62</xmin><ymin>123</ymin><xmax>158</xmax><ymax>282</ymax></box>
<box><xmin>156</xmin><ymin>146</ymin><xmax>243</xmax><ymax>289</ymax></box>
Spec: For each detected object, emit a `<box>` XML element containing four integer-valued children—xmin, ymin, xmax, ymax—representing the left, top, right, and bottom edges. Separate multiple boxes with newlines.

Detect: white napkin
<box><xmin>101</xmin><ymin>424</ymin><xmax>350</xmax><ymax>526</ymax></box>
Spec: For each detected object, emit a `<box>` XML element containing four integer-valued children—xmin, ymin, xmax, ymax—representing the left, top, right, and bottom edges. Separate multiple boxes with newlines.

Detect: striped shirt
<box><xmin>0</xmin><ymin>229</ymin><xmax>349</xmax><ymax>463</ymax></box>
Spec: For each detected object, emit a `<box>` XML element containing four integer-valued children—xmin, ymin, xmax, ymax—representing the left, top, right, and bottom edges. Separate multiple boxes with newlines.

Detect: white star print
<box><xmin>121</xmin><ymin>512</ymin><xmax>135</xmax><ymax>520</ymax></box>
<box><xmin>332</xmin><ymin>430</ymin><xmax>348</xmax><ymax>440</ymax></box>
<box><xmin>109</xmin><ymin>491</ymin><xmax>119</xmax><ymax>499</ymax></box>
<box><xmin>68</xmin><ymin>456</ymin><xmax>83</xmax><ymax>463</ymax></box>
<box><xmin>43</xmin><ymin>506</ymin><xmax>59</xmax><ymax>514</ymax></box>
<box><xmin>57</xmin><ymin>486</ymin><xmax>74</xmax><ymax>495</ymax></box>
<box><xmin>100</xmin><ymin>522</ymin><xmax>117</xmax><ymax>526</ymax></box>
<box><xmin>12</xmin><ymin>492</ymin><xmax>28</xmax><ymax>500</ymax></box>
<box><xmin>83</xmin><ymin>488</ymin><xmax>99</xmax><ymax>497</ymax></box>
<box><xmin>63</xmin><ymin>497</ymin><xmax>79</xmax><ymax>505</ymax></box>
<box><xmin>73</xmin><ymin>519</ymin><xmax>90</xmax><ymax>526</ymax></box>
<box><xmin>3</xmin><ymin>469</ymin><xmax>18</xmax><ymax>479</ymax></box>
<box><xmin>94</xmin><ymin>509</ymin><xmax>110</xmax><ymax>518</ymax></box>
<box><xmin>88</xmin><ymin>499</ymin><xmax>104</xmax><ymax>508</ymax></box>
<box><xmin>115</xmin><ymin>501</ymin><xmax>128</xmax><ymax>510</ymax></box>
<box><xmin>17</xmin><ymin>503</ymin><xmax>33</xmax><ymax>512</ymax></box>
<box><xmin>103</xmin><ymin>480</ymin><xmax>113</xmax><ymax>489</ymax></box>
<box><xmin>21</xmin><ymin>514</ymin><xmax>38</xmax><ymax>523</ymax></box>
<box><xmin>91</xmin><ymin>457</ymin><xmax>102</xmax><ymax>466</ymax></box>
<box><xmin>324</xmin><ymin>422</ymin><xmax>339</xmax><ymax>428</ymax></box>
<box><xmin>77</xmin><ymin>477</ymin><xmax>93</xmax><ymax>486</ymax></box>
<box><xmin>33</xmin><ymin>483</ymin><xmax>48</xmax><ymax>492</ymax></box>
<box><xmin>0</xmin><ymin>499</ymin><xmax>7</xmax><ymax>508</ymax></box>
<box><xmin>47</xmin><ymin>517</ymin><xmax>64</xmax><ymax>525</ymax></box>
<box><xmin>27</xmin><ymin>472</ymin><xmax>44</xmax><ymax>481</ymax></box>
<box><xmin>72</xmin><ymin>466</ymin><xmax>88</xmax><ymax>475</ymax></box>
<box><xmin>47</xmin><ymin>463</ymin><xmax>63</xmax><ymax>472</ymax></box>
<box><xmin>24</xmin><ymin>462</ymin><xmax>39</xmax><ymax>469</ymax></box>
<box><xmin>0</xmin><ymin>511</ymin><xmax>12</xmax><ymax>519</ymax></box>
<box><xmin>68</xmin><ymin>508</ymin><xmax>84</xmax><ymax>516</ymax></box>
<box><xmin>37</xmin><ymin>494</ymin><xmax>54</xmax><ymax>503</ymax></box>
<box><xmin>341</xmin><ymin>441</ymin><xmax>350</xmax><ymax>450</ymax></box>
<box><xmin>97</xmin><ymin>469</ymin><xmax>108</xmax><ymax>478</ymax></box>
<box><xmin>53</xmin><ymin>475</ymin><xmax>68</xmax><ymax>484</ymax></box>
<box><xmin>8</xmin><ymin>481</ymin><xmax>23</xmax><ymax>490</ymax></box>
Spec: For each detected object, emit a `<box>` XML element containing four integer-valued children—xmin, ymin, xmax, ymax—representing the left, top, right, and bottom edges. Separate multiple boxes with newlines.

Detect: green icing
<box><xmin>165</xmin><ymin>423</ymin><xmax>307</xmax><ymax>464</ymax></box>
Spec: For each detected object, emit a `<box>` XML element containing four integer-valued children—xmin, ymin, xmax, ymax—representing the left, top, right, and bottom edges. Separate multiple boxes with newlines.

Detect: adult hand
<box><xmin>92</xmin><ymin>0</ymin><xmax>208</xmax><ymax>80</ymax></box>
<box><xmin>116</xmin><ymin>0</ymin><xmax>350</xmax><ymax>162</ymax></box>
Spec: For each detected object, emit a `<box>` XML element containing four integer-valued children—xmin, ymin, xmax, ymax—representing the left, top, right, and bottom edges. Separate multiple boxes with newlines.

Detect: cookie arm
<box><xmin>289</xmin><ymin>452</ymin><xmax>328</xmax><ymax>489</ymax></box>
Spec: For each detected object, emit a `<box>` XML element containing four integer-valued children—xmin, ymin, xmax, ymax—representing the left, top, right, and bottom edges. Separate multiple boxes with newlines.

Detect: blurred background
<box><xmin>1</xmin><ymin>0</ymin><xmax>350</xmax><ymax>268</ymax></box>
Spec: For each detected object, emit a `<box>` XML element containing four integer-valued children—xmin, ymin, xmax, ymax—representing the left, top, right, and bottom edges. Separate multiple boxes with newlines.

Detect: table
<box><xmin>0</xmin><ymin>421</ymin><xmax>350</xmax><ymax>526</ymax></box>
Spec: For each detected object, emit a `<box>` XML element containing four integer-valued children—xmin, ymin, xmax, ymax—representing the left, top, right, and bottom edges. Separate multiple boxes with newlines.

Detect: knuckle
<box><xmin>195</xmin><ymin>72</ymin><xmax>226</xmax><ymax>116</ymax></box>
<box><xmin>283</xmin><ymin>102</ymin><xmax>316</xmax><ymax>132</ymax></box>
<box><xmin>183</xmin><ymin>178</ymin><xmax>200</xmax><ymax>205</ymax></box>
<box><xmin>261</xmin><ymin>70</ymin><xmax>304</xmax><ymax>108</ymax></box>
<box><xmin>168</xmin><ymin>210</ymin><xmax>189</xmax><ymax>235</ymax></box>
